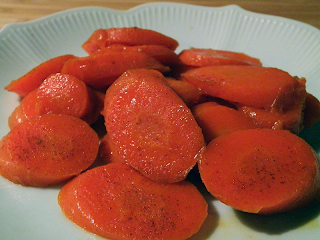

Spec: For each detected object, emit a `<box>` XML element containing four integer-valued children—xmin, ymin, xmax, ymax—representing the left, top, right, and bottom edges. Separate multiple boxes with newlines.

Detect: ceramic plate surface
<box><xmin>0</xmin><ymin>2</ymin><xmax>319</xmax><ymax>240</ymax></box>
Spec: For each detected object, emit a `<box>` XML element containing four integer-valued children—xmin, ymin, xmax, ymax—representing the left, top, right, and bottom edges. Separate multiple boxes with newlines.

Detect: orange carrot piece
<box><xmin>58</xmin><ymin>163</ymin><xmax>208</xmax><ymax>240</ymax></box>
<box><xmin>0</xmin><ymin>114</ymin><xmax>99</xmax><ymax>187</ymax></box>
<box><xmin>181</xmin><ymin>65</ymin><xmax>306</xmax><ymax>110</ymax></box>
<box><xmin>4</xmin><ymin>54</ymin><xmax>76</xmax><ymax>97</ymax></box>
<box><xmin>237</xmin><ymin>104</ymin><xmax>304</xmax><ymax>134</ymax></box>
<box><xmin>198</xmin><ymin>128</ymin><xmax>320</xmax><ymax>214</ymax></box>
<box><xmin>192</xmin><ymin>102</ymin><xmax>257</xmax><ymax>143</ymax></box>
<box><xmin>8</xmin><ymin>89</ymin><xmax>39</xmax><ymax>129</ymax></box>
<box><xmin>103</xmin><ymin>69</ymin><xmax>205</xmax><ymax>183</ymax></box>
<box><xmin>98</xmin><ymin>133</ymin><xmax>117</xmax><ymax>164</ymax></box>
<box><xmin>36</xmin><ymin>73</ymin><xmax>99</xmax><ymax>124</ymax></box>
<box><xmin>82</xmin><ymin>27</ymin><xmax>179</xmax><ymax>54</ymax></box>
<box><xmin>94</xmin><ymin>44</ymin><xmax>179</xmax><ymax>66</ymax></box>
<box><xmin>61</xmin><ymin>51</ymin><xmax>170</xmax><ymax>90</ymax></box>
<box><xmin>8</xmin><ymin>73</ymin><xmax>103</xmax><ymax>128</ymax></box>
<box><xmin>165</xmin><ymin>78</ymin><xmax>204</xmax><ymax>107</ymax></box>
<box><xmin>178</xmin><ymin>48</ymin><xmax>262</xmax><ymax>67</ymax></box>
<box><xmin>303</xmin><ymin>93</ymin><xmax>320</xmax><ymax>128</ymax></box>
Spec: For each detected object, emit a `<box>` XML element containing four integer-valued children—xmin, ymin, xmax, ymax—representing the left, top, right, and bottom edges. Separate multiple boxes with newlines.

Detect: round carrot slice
<box><xmin>0</xmin><ymin>114</ymin><xmax>99</xmax><ymax>187</ymax></box>
<box><xmin>82</xmin><ymin>27</ymin><xmax>179</xmax><ymax>54</ymax></box>
<box><xmin>58</xmin><ymin>163</ymin><xmax>208</xmax><ymax>240</ymax></box>
<box><xmin>198</xmin><ymin>128</ymin><xmax>320</xmax><ymax>214</ymax></box>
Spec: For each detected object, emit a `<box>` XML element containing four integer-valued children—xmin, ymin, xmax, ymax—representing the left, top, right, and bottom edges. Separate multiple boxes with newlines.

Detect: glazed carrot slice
<box><xmin>4</xmin><ymin>54</ymin><xmax>76</xmax><ymax>97</ymax></box>
<box><xmin>192</xmin><ymin>102</ymin><xmax>257</xmax><ymax>143</ymax></box>
<box><xmin>0</xmin><ymin>114</ymin><xmax>99</xmax><ymax>187</ymax></box>
<box><xmin>82</xmin><ymin>27</ymin><xmax>179</xmax><ymax>54</ymax></box>
<box><xmin>165</xmin><ymin>78</ymin><xmax>204</xmax><ymax>107</ymax></box>
<box><xmin>8</xmin><ymin>89</ymin><xmax>39</xmax><ymax>129</ymax></box>
<box><xmin>103</xmin><ymin>69</ymin><xmax>205</xmax><ymax>183</ymax></box>
<box><xmin>198</xmin><ymin>128</ymin><xmax>320</xmax><ymax>214</ymax></box>
<box><xmin>58</xmin><ymin>163</ymin><xmax>208</xmax><ymax>240</ymax></box>
<box><xmin>94</xmin><ymin>44</ymin><xmax>179</xmax><ymax>66</ymax></box>
<box><xmin>8</xmin><ymin>73</ymin><xmax>102</xmax><ymax>128</ymax></box>
<box><xmin>178</xmin><ymin>48</ymin><xmax>262</xmax><ymax>67</ymax></box>
<box><xmin>36</xmin><ymin>73</ymin><xmax>100</xmax><ymax>124</ymax></box>
<box><xmin>181</xmin><ymin>65</ymin><xmax>306</xmax><ymax>110</ymax></box>
<box><xmin>98</xmin><ymin>133</ymin><xmax>116</xmax><ymax>164</ymax></box>
<box><xmin>61</xmin><ymin>51</ymin><xmax>170</xmax><ymax>90</ymax></box>
<box><xmin>237</xmin><ymin>104</ymin><xmax>304</xmax><ymax>134</ymax></box>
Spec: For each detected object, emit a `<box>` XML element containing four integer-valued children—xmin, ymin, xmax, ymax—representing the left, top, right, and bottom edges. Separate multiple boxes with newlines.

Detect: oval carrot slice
<box><xmin>198</xmin><ymin>128</ymin><xmax>320</xmax><ymax>214</ymax></box>
<box><xmin>58</xmin><ymin>163</ymin><xmax>208</xmax><ymax>240</ymax></box>
<box><xmin>192</xmin><ymin>102</ymin><xmax>257</xmax><ymax>143</ymax></box>
<box><xmin>178</xmin><ymin>48</ymin><xmax>262</xmax><ymax>67</ymax></box>
<box><xmin>94</xmin><ymin>44</ymin><xmax>179</xmax><ymax>66</ymax></box>
<box><xmin>4</xmin><ymin>54</ymin><xmax>76</xmax><ymax>97</ymax></box>
<box><xmin>36</xmin><ymin>73</ymin><xmax>98</xmax><ymax>123</ymax></box>
<box><xmin>61</xmin><ymin>51</ymin><xmax>170</xmax><ymax>90</ymax></box>
<box><xmin>82</xmin><ymin>27</ymin><xmax>179</xmax><ymax>54</ymax></box>
<box><xmin>0</xmin><ymin>114</ymin><xmax>99</xmax><ymax>187</ymax></box>
<box><xmin>98</xmin><ymin>133</ymin><xmax>116</xmax><ymax>164</ymax></box>
<box><xmin>103</xmin><ymin>69</ymin><xmax>205</xmax><ymax>183</ymax></box>
<box><xmin>181</xmin><ymin>65</ymin><xmax>306</xmax><ymax>110</ymax></box>
<box><xmin>165</xmin><ymin>78</ymin><xmax>204</xmax><ymax>107</ymax></box>
<box><xmin>237</xmin><ymin>104</ymin><xmax>304</xmax><ymax>133</ymax></box>
<box><xmin>8</xmin><ymin>89</ymin><xmax>39</xmax><ymax>129</ymax></box>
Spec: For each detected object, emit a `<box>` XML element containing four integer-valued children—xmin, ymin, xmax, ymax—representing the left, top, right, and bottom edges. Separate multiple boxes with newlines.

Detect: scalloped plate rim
<box><xmin>0</xmin><ymin>2</ymin><xmax>319</xmax><ymax>240</ymax></box>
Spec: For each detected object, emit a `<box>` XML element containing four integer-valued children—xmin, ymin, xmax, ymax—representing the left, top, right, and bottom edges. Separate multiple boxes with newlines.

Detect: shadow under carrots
<box><xmin>187</xmin><ymin>168</ymin><xmax>220</xmax><ymax>240</ymax></box>
<box><xmin>299</xmin><ymin>121</ymin><xmax>320</xmax><ymax>153</ymax></box>
<box><xmin>234</xmin><ymin>199</ymin><xmax>320</xmax><ymax>235</ymax></box>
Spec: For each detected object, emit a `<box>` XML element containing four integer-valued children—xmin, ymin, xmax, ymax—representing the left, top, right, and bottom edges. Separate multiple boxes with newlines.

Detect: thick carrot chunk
<box><xmin>61</xmin><ymin>51</ymin><xmax>170</xmax><ymax>90</ymax></box>
<box><xmin>165</xmin><ymin>78</ymin><xmax>204</xmax><ymax>107</ymax></box>
<box><xmin>103</xmin><ymin>69</ymin><xmax>205</xmax><ymax>183</ymax></box>
<box><xmin>82</xmin><ymin>27</ymin><xmax>179</xmax><ymax>54</ymax></box>
<box><xmin>181</xmin><ymin>65</ymin><xmax>306</xmax><ymax>110</ymax></box>
<box><xmin>192</xmin><ymin>102</ymin><xmax>257</xmax><ymax>143</ymax></box>
<box><xmin>4</xmin><ymin>54</ymin><xmax>76</xmax><ymax>97</ymax></box>
<box><xmin>198</xmin><ymin>128</ymin><xmax>320</xmax><ymax>214</ymax></box>
<box><xmin>178</xmin><ymin>48</ymin><xmax>262</xmax><ymax>67</ymax></box>
<box><xmin>0</xmin><ymin>114</ymin><xmax>99</xmax><ymax>187</ymax></box>
<box><xmin>58</xmin><ymin>163</ymin><xmax>208</xmax><ymax>240</ymax></box>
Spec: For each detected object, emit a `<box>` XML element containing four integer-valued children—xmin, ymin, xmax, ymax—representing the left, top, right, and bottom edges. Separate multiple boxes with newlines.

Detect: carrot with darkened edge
<box><xmin>192</xmin><ymin>102</ymin><xmax>257</xmax><ymax>143</ymax></box>
<box><xmin>303</xmin><ymin>92</ymin><xmax>320</xmax><ymax>128</ymax></box>
<box><xmin>0</xmin><ymin>114</ymin><xmax>99</xmax><ymax>187</ymax></box>
<box><xmin>181</xmin><ymin>65</ymin><xmax>306</xmax><ymax>111</ymax></box>
<box><xmin>5</xmin><ymin>54</ymin><xmax>76</xmax><ymax>97</ymax></box>
<box><xmin>58</xmin><ymin>162</ymin><xmax>208</xmax><ymax>240</ymax></box>
<box><xmin>198</xmin><ymin>128</ymin><xmax>320</xmax><ymax>214</ymax></box>
<box><xmin>103</xmin><ymin>69</ymin><xmax>205</xmax><ymax>183</ymax></box>
<box><xmin>178</xmin><ymin>48</ymin><xmax>262</xmax><ymax>67</ymax></box>
<box><xmin>165</xmin><ymin>78</ymin><xmax>204</xmax><ymax>107</ymax></box>
<box><xmin>82</xmin><ymin>27</ymin><xmax>179</xmax><ymax>54</ymax></box>
<box><xmin>93</xmin><ymin>44</ymin><xmax>179</xmax><ymax>66</ymax></box>
<box><xmin>61</xmin><ymin>51</ymin><xmax>170</xmax><ymax>91</ymax></box>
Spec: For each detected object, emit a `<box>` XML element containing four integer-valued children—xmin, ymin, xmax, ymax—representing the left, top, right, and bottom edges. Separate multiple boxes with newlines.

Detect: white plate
<box><xmin>0</xmin><ymin>2</ymin><xmax>319</xmax><ymax>240</ymax></box>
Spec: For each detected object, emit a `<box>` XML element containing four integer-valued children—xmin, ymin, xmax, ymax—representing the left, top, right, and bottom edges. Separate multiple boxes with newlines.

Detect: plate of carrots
<box><xmin>0</xmin><ymin>2</ymin><xmax>319</xmax><ymax>240</ymax></box>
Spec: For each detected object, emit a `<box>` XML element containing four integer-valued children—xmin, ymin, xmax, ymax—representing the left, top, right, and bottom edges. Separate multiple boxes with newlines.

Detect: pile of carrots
<box><xmin>1</xmin><ymin>27</ymin><xmax>320</xmax><ymax>240</ymax></box>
